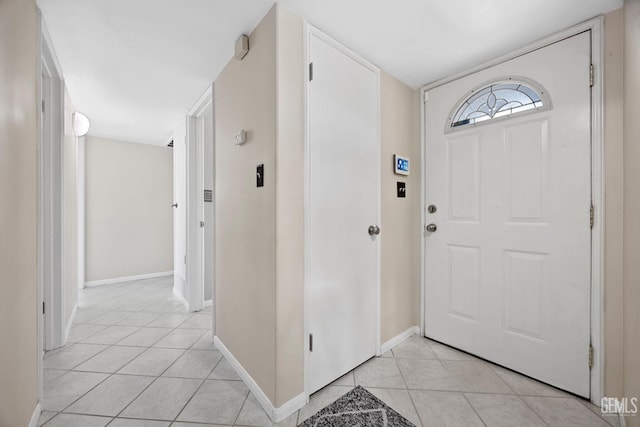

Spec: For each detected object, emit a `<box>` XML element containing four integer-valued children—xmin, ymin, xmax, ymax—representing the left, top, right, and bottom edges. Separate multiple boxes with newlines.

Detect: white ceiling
<box><xmin>38</xmin><ymin>0</ymin><xmax>621</xmax><ymax>145</ymax></box>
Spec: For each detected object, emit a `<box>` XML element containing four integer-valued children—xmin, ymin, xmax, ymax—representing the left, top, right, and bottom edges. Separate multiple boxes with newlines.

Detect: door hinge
<box><xmin>309</xmin><ymin>333</ymin><xmax>313</xmax><ymax>352</ymax></box>
<box><xmin>42</xmin><ymin>301</ymin><xmax>45</xmax><ymax>314</ymax></box>
<box><xmin>200</xmin><ymin>221</ymin><xmax>205</xmax><ymax>228</ymax></box>
<box><xmin>309</xmin><ymin>62</ymin><xmax>313</xmax><ymax>81</ymax></box>
<box><xmin>590</xmin><ymin>64</ymin><xmax>594</xmax><ymax>87</ymax></box>
<box><xmin>590</xmin><ymin>203</ymin><xmax>595</xmax><ymax>229</ymax></box>
<box><xmin>589</xmin><ymin>344</ymin><xmax>594</xmax><ymax>369</ymax></box>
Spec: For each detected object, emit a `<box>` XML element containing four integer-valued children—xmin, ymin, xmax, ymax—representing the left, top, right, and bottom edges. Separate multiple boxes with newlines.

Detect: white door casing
<box><xmin>424</xmin><ymin>32</ymin><xmax>592</xmax><ymax>397</ymax></box>
<box><xmin>306</xmin><ymin>29</ymin><xmax>380</xmax><ymax>395</ymax></box>
<box><xmin>173</xmin><ymin>121</ymin><xmax>188</xmax><ymax>302</ymax></box>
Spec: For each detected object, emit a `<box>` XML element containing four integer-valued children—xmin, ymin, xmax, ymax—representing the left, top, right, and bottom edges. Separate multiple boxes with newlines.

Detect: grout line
<box><xmin>460</xmin><ymin>392</ymin><xmax>489</xmax><ymax>427</ymax></box>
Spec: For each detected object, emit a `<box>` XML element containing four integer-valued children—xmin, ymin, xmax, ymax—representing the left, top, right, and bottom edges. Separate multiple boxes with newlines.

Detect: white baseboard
<box><xmin>380</xmin><ymin>325</ymin><xmax>420</xmax><ymax>355</ymax></box>
<box><xmin>64</xmin><ymin>302</ymin><xmax>78</xmax><ymax>343</ymax></box>
<box><xmin>28</xmin><ymin>403</ymin><xmax>41</xmax><ymax>427</ymax></box>
<box><xmin>173</xmin><ymin>287</ymin><xmax>190</xmax><ymax>311</ymax></box>
<box><xmin>214</xmin><ymin>336</ymin><xmax>307</xmax><ymax>422</ymax></box>
<box><xmin>85</xmin><ymin>271</ymin><xmax>173</xmax><ymax>287</ymax></box>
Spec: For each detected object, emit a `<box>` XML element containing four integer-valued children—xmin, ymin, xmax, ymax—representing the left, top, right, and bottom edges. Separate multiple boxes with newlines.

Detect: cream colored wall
<box><xmin>603</xmin><ymin>8</ymin><xmax>625</xmax><ymax>399</ymax></box>
<box><xmin>215</xmin><ymin>6</ymin><xmax>278</xmax><ymax>402</ymax></box>
<box><xmin>85</xmin><ymin>136</ymin><xmax>173</xmax><ymax>282</ymax></box>
<box><xmin>274</xmin><ymin>4</ymin><xmax>305</xmax><ymax>406</ymax></box>
<box><xmin>380</xmin><ymin>72</ymin><xmax>420</xmax><ymax>343</ymax></box>
<box><xmin>63</xmin><ymin>87</ymin><xmax>78</xmax><ymax>326</ymax></box>
<box><xmin>0</xmin><ymin>0</ymin><xmax>39</xmax><ymax>424</ymax></box>
<box><xmin>623</xmin><ymin>1</ymin><xmax>640</xmax><ymax>425</ymax></box>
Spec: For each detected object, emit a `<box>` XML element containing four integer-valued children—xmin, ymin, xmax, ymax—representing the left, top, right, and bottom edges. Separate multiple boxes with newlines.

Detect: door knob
<box><xmin>171</xmin><ymin>203</ymin><xmax>178</xmax><ymax>208</ymax></box>
<box><xmin>425</xmin><ymin>223</ymin><xmax>437</xmax><ymax>232</ymax></box>
<box><xmin>368</xmin><ymin>225</ymin><xmax>381</xmax><ymax>236</ymax></box>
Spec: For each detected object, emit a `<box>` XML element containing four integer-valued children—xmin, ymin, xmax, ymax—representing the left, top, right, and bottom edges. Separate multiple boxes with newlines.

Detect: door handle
<box><xmin>425</xmin><ymin>223</ymin><xmax>437</xmax><ymax>232</ymax></box>
<box><xmin>368</xmin><ymin>225</ymin><xmax>381</xmax><ymax>236</ymax></box>
<box><xmin>171</xmin><ymin>203</ymin><xmax>178</xmax><ymax>208</ymax></box>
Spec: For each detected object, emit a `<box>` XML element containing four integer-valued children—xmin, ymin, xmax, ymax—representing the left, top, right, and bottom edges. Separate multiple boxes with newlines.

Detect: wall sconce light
<box><xmin>72</xmin><ymin>112</ymin><xmax>91</xmax><ymax>137</ymax></box>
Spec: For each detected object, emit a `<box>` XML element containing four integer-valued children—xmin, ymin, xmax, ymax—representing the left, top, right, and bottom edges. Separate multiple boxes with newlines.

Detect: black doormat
<box><xmin>298</xmin><ymin>386</ymin><xmax>416</xmax><ymax>427</ymax></box>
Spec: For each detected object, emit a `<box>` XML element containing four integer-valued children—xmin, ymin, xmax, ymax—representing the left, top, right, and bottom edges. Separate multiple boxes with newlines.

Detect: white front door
<box><xmin>307</xmin><ymin>31</ymin><xmax>379</xmax><ymax>394</ymax></box>
<box><xmin>424</xmin><ymin>32</ymin><xmax>592</xmax><ymax>397</ymax></box>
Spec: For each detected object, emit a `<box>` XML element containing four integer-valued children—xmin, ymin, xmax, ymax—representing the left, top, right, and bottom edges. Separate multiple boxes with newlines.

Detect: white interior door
<box><xmin>307</xmin><ymin>32</ymin><xmax>379</xmax><ymax>394</ymax></box>
<box><xmin>198</xmin><ymin>101</ymin><xmax>214</xmax><ymax>303</ymax></box>
<box><xmin>424</xmin><ymin>32</ymin><xmax>592</xmax><ymax>397</ymax></box>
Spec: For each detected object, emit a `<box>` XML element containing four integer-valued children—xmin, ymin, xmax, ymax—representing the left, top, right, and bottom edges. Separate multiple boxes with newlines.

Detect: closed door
<box><xmin>307</xmin><ymin>32</ymin><xmax>379</xmax><ymax>394</ymax></box>
<box><xmin>424</xmin><ymin>32</ymin><xmax>591</xmax><ymax>396</ymax></box>
<box><xmin>173</xmin><ymin>126</ymin><xmax>187</xmax><ymax>293</ymax></box>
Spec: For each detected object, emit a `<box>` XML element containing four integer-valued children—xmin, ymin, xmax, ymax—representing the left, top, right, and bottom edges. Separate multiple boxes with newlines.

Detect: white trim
<box><xmin>185</xmin><ymin>85</ymin><xmax>213</xmax><ymax>313</ymax></box>
<box><xmin>64</xmin><ymin>302</ymin><xmax>78</xmax><ymax>342</ymax></box>
<box><xmin>84</xmin><ymin>271</ymin><xmax>173</xmax><ymax>287</ymax></box>
<box><xmin>173</xmin><ymin>286</ymin><xmax>190</xmax><ymax>311</ymax></box>
<box><xmin>589</xmin><ymin>17</ymin><xmax>605</xmax><ymax>404</ymax></box>
<box><xmin>203</xmin><ymin>299</ymin><xmax>213</xmax><ymax>307</ymax></box>
<box><xmin>77</xmin><ymin>136</ymin><xmax>86</xmax><ymax>290</ymax></box>
<box><xmin>41</xmin><ymin>22</ymin><xmax>65</xmax><ymax>352</ymax></box>
<box><xmin>214</xmin><ymin>336</ymin><xmax>307</xmax><ymax>422</ymax></box>
<box><xmin>380</xmin><ymin>326</ymin><xmax>420</xmax><ymax>355</ymax></box>
<box><xmin>303</xmin><ymin>23</ymin><xmax>382</xmax><ymax>395</ymax></box>
<box><xmin>419</xmin><ymin>16</ymin><xmax>605</xmax><ymax>404</ymax></box>
<box><xmin>28</xmin><ymin>403</ymin><xmax>41</xmax><ymax>427</ymax></box>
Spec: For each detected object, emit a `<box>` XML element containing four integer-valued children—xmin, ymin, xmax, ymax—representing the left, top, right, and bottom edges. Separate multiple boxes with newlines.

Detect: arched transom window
<box><xmin>449</xmin><ymin>79</ymin><xmax>548</xmax><ymax>130</ymax></box>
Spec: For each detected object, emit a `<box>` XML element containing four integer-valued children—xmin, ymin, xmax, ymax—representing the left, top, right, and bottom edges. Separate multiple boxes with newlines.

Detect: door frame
<box><xmin>303</xmin><ymin>23</ymin><xmax>382</xmax><ymax>396</ymax></box>
<box><xmin>185</xmin><ymin>85</ymin><xmax>214</xmax><ymax>313</ymax></box>
<box><xmin>419</xmin><ymin>17</ymin><xmax>605</xmax><ymax>403</ymax></box>
<box><xmin>37</xmin><ymin>9</ymin><xmax>66</xmax><ymax>405</ymax></box>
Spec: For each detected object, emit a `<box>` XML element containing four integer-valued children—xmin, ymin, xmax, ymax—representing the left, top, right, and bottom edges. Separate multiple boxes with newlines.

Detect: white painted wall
<box><xmin>85</xmin><ymin>136</ymin><xmax>173</xmax><ymax>283</ymax></box>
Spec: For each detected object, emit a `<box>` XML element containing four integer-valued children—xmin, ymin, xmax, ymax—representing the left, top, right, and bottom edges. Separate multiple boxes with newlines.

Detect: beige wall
<box><xmin>85</xmin><ymin>136</ymin><xmax>173</xmax><ymax>282</ymax></box>
<box><xmin>380</xmin><ymin>72</ymin><xmax>421</xmax><ymax>343</ymax></box>
<box><xmin>0</xmin><ymin>0</ymin><xmax>39</xmax><ymax>425</ymax></box>
<box><xmin>63</xmin><ymin>88</ymin><xmax>78</xmax><ymax>326</ymax></box>
<box><xmin>274</xmin><ymin>5</ymin><xmax>305</xmax><ymax>406</ymax></box>
<box><xmin>623</xmin><ymin>1</ymin><xmax>640</xmax><ymax>425</ymax></box>
<box><xmin>215</xmin><ymin>6</ymin><xmax>278</xmax><ymax>402</ymax></box>
<box><xmin>603</xmin><ymin>7</ymin><xmax>625</xmax><ymax>399</ymax></box>
<box><xmin>215</xmin><ymin>5</ymin><xmax>422</xmax><ymax>408</ymax></box>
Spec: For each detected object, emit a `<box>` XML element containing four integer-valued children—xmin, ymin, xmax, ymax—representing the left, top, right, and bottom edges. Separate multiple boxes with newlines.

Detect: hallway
<box><xmin>40</xmin><ymin>277</ymin><xmax>617</xmax><ymax>426</ymax></box>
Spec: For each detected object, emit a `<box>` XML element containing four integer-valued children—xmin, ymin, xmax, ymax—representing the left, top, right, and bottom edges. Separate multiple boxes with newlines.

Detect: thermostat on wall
<box><xmin>394</xmin><ymin>154</ymin><xmax>410</xmax><ymax>176</ymax></box>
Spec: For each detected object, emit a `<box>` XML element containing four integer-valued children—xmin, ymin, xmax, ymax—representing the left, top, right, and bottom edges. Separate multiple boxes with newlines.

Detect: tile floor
<box><xmin>41</xmin><ymin>276</ymin><xmax>619</xmax><ymax>427</ymax></box>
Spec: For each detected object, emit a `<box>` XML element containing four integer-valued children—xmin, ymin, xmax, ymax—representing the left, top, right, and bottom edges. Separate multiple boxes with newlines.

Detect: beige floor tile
<box><xmin>65</xmin><ymin>374</ymin><xmax>154</xmax><ymax>416</ymax></box>
<box><xmin>354</xmin><ymin>357</ymin><xmax>406</xmax><ymax>389</ymax></box>
<box><xmin>153</xmin><ymin>328</ymin><xmax>207</xmax><ymax>349</ymax></box>
<box><xmin>465</xmin><ymin>393</ymin><xmax>546</xmax><ymax>427</ymax></box>
<box><xmin>209</xmin><ymin>358</ymin><xmax>242</xmax><ymax>381</ymax></box>
<box><xmin>176</xmin><ymin>379</ymin><xmax>249</xmax><ymax>424</ymax></box>
<box><xmin>81</xmin><ymin>325</ymin><xmax>140</xmax><ymax>345</ymax></box>
<box><xmin>409</xmin><ymin>390</ymin><xmax>484</xmax><ymax>427</ymax></box>
<box><xmin>492</xmin><ymin>365</ymin><xmax>568</xmax><ymax>397</ymax></box>
<box><xmin>73</xmin><ymin>345</ymin><xmax>146</xmax><ymax>373</ymax></box>
<box><xmin>43</xmin><ymin>371</ymin><xmax>109</xmax><ymax>411</ymax></box>
<box><xmin>443</xmin><ymin>360</ymin><xmax>513</xmax><ymax>393</ymax></box>
<box><xmin>118</xmin><ymin>348</ymin><xmax>184</xmax><ymax>376</ymax></box>
<box><xmin>120</xmin><ymin>377</ymin><xmax>202</xmax><ymax>420</ymax></box>
<box><xmin>396</xmin><ymin>358</ymin><xmax>458</xmax><ymax>391</ymax></box>
<box><xmin>116</xmin><ymin>327</ymin><xmax>173</xmax><ymax>347</ymax></box>
<box><xmin>391</xmin><ymin>336</ymin><xmax>438</xmax><ymax>359</ymax></box>
<box><xmin>44</xmin><ymin>343</ymin><xmax>108</xmax><ymax>370</ymax></box>
<box><xmin>525</xmin><ymin>396</ymin><xmax>610</xmax><ymax>427</ymax></box>
<box><xmin>162</xmin><ymin>349</ymin><xmax>222</xmax><ymax>379</ymax></box>
<box><xmin>43</xmin><ymin>413</ymin><xmax>111</xmax><ymax>427</ymax></box>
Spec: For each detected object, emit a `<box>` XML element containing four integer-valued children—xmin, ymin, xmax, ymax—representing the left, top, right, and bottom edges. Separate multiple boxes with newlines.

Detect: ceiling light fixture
<box><xmin>72</xmin><ymin>112</ymin><xmax>91</xmax><ymax>137</ymax></box>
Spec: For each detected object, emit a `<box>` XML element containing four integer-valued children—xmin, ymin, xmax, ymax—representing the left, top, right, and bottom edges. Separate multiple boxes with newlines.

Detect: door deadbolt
<box><xmin>425</xmin><ymin>223</ymin><xmax>437</xmax><ymax>232</ymax></box>
<box><xmin>427</xmin><ymin>204</ymin><xmax>437</xmax><ymax>214</ymax></box>
<box><xmin>368</xmin><ymin>225</ymin><xmax>381</xmax><ymax>236</ymax></box>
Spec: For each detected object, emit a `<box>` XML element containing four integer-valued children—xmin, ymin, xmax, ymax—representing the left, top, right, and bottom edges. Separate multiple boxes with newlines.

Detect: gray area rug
<box><xmin>298</xmin><ymin>386</ymin><xmax>416</xmax><ymax>427</ymax></box>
